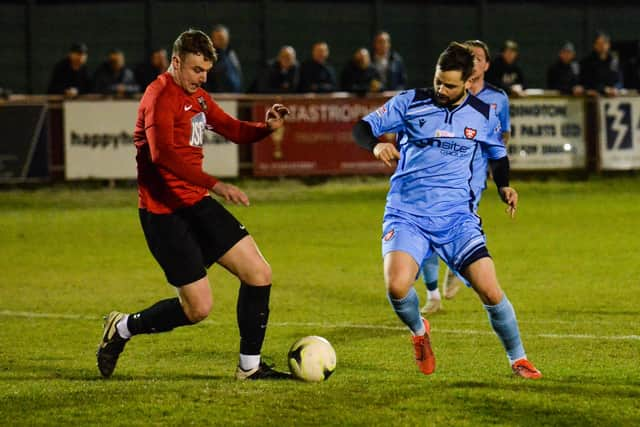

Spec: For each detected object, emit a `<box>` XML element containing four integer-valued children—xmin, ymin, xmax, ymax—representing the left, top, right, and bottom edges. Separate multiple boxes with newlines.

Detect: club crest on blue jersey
<box><xmin>464</xmin><ymin>127</ymin><xmax>477</xmax><ymax>139</ymax></box>
<box><xmin>383</xmin><ymin>229</ymin><xmax>395</xmax><ymax>241</ymax></box>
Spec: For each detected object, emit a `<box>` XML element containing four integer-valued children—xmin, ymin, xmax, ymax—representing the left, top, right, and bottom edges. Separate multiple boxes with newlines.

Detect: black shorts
<box><xmin>139</xmin><ymin>197</ymin><xmax>249</xmax><ymax>287</ymax></box>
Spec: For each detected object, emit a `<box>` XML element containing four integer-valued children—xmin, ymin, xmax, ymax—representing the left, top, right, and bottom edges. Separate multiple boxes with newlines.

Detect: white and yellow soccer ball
<box><xmin>287</xmin><ymin>336</ymin><xmax>337</xmax><ymax>382</ymax></box>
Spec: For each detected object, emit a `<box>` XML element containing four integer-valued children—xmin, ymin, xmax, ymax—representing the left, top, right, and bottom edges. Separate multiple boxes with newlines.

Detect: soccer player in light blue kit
<box><xmin>352</xmin><ymin>42</ymin><xmax>541</xmax><ymax>378</ymax></box>
<box><xmin>420</xmin><ymin>40</ymin><xmax>511</xmax><ymax>314</ymax></box>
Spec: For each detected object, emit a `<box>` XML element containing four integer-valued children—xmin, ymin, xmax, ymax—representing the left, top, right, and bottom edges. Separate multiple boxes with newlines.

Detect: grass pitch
<box><xmin>1</xmin><ymin>178</ymin><xmax>639</xmax><ymax>426</ymax></box>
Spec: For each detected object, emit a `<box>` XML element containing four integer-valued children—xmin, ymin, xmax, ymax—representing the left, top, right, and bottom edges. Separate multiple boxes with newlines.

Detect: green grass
<box><xmin>1</xmin><ymin>178</ymin><xmax>639</xmax><ymax>426</ymax></box>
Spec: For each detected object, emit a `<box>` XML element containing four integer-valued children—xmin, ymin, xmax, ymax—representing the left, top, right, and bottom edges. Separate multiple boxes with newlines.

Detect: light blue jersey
<box><xmin>363</xmin><ymin>88</ymin><xmax>506</xmax><ymax>218</ymax></box>
<box><xmin>469</xmin><ymin>83</ymin><xmax>510</xmax><ymax>208</ymax></box>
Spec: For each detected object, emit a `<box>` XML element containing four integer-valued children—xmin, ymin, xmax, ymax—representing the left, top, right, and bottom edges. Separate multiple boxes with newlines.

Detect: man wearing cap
<box><xmin>579</xmin><ymin>31</ymin><xmax>623</xmax><ymax>96</ymax></box>
<box><xmin>547</xmin><ymin>42</ymin><xmax>584</xmax><ymax>95</ymax></box>
<box><xmin>486</xmin><ymin>40</ymin><xmax>526</xmax><ymax>97</ymax></box>
<box><xmin>48</xmin><ymin>43</ymin><xmax>91</xmax><ymax>97</ymax></box>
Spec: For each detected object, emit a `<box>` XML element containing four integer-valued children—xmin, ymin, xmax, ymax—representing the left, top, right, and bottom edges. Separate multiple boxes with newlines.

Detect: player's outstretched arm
<box><xmin>212</xmin><ymin>181</ymin><xmax>250</xmax><ymax>206</ymax></box>
<box><xmin>352</xmin><ymin>120</ymin><xmax>399</xmax><ymax>167</ymax></box>
<box><xmin>489</xmin><ymin>156</ymin><xmax>517</xmax><ymax>218</ymax></box>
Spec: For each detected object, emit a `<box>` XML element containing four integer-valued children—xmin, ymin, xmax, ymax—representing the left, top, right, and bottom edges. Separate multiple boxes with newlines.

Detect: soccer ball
<box><xmin>287</xmin><ymin>336</ymin><xmax>337</xmax><ymax>382</ymax></box>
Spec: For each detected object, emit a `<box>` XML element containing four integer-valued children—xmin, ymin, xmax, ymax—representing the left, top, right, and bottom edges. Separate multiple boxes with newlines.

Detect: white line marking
<box><xmin>0</xmin><ymin>310</ymin><xmax>638</xmax><ymax>341</ymax></box>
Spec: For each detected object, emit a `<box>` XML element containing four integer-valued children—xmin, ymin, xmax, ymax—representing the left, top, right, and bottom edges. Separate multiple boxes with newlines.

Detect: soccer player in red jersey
<box><xmin>97</xmin><ymin>29</ymin><xmax>291</xmax><ymax>380</ymax></box>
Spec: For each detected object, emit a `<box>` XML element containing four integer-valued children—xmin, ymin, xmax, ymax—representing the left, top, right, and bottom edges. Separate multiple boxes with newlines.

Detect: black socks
<box><xmin>127</xmin><ymin>298</ymin><xmax>193</xmax><ymax>335</ymax></box>
<box><xmin>237</xmin><ymin>283</ymin><xmax>271</xmax><ymax>355</ymax></box>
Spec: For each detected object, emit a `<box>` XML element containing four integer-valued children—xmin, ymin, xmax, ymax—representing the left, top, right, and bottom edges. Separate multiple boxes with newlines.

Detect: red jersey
<box><xmin>134</xmin><ymin>73</ymin><xmax>271</xmax><ymax>214</ymax></box>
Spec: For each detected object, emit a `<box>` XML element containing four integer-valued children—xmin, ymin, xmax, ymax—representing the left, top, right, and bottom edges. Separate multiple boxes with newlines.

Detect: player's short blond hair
<box><xmin>172</xmin><ymin>29</ymin><xmax>217</xmax><ymax>63</ymax></box>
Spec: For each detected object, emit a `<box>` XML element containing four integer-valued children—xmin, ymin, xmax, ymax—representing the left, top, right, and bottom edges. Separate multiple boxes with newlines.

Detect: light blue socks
<box><xmin>484</xmin><ymin>295</ymin><xmax>526</xmax><ymax>364</ymax></box>
<box><xmin>388</xmin><ymin>287</ymin><xmax>425</xmax><ymax>336</ymax></box>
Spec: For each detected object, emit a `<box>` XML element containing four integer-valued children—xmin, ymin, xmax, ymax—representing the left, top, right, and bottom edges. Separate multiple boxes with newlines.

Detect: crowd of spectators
<box><xmin>44</xmin><ymin>27</ymin><xmax>628</xmax><ymax>98</ymax></box>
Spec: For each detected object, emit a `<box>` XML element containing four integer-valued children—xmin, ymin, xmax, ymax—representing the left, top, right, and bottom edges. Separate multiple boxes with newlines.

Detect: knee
<box><xmin>183</xmin><ymin>298</ymin><xmax>213</xmax><ymax>323</ymax></box>
<box><xmin>477</xmin><ymin>286</ymin><xmax>503</xmax><ymax>306</ymax></box>
<box><xmin>385</xmin><ymin>272</ymin><xmax>414</xmax><ymax>299</ymax></box>
<box><xmin>240</xmin><ymin>261</ymin><xmax>272</xmax><ymax>286</ymax></box>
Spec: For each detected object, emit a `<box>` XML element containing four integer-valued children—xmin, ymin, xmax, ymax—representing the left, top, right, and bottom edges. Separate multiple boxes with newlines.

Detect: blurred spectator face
<box><xmin>502</xmin><ymin>47</ymin><xmax>518</xmax><ymax>65</ymax></box>
<box><xmin>593</xmin><ymin>35</ymin><xmax>610</xmax><ymax>57</ymax></box>
<box><xmin>559</xmin><ymin>48</ymin><xmax>575</xmax><ymax>64</ymax></box>
<box><xmin>470</xmin><ymin>46</ymin><xmax>489</xmax><ymax>80</ymax></box>
<box><xmin>354</xmin><ymin>48</ymin><xmax>371</xmax><ymax>70</ymax></box>
<box><xmin>69</xmin><ymin>51</ymin><xmax>87</xmax><ymax>70</ymax></box>
<box><xmin>109</xmin><ymin>51</ymin><xmax>125</xmax><ymax>72</ymax></box>
<box><xmin>212</xmin><ymin>29</ymin><xmax>229</xmax><ymax>50</ymax></box>
<box><xmin>278</xmin><ymin>46</ymin><xmax>296</xmax><ymax>70</ymax></box>
<box><xmin>151</xmin><ymin>49</ymin><xmax>168</xmax><ymax>71</ymax></box>
<box><xmin>311</xmin><ymin>42</ymin><xmax>329</xmax><ymax>64</ymax></box>
<box><xmin>373</xmin><ymin>32</ymin><xmax>391</xmax><ymax>57</ymax></box>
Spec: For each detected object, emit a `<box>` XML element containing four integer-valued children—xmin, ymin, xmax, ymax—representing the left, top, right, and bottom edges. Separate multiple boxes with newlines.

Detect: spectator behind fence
<box><xmin>580</xmin><ymin>31</ymin><xmax>623</xmax><ymax>96</ymax></box>
<box><xmin>372</xmin><ymin>31</ymin><xmax>407</xmax><ymax>90</ymax></box>
<box><xmin>298</xmin><ymin>41</ymin><xmax>337</xmax><ymax>93</ymax></box>
<box><xmin>47</xmin><ymin>42</ymin><xmax>90</xmax><ymax>97</ymax></box>
<box><xmin>254</xmin><ymin>46</ymin><xmax>299</xmax><ymax>93</ymax></box>
<box><xmin>93</xmin><ymin>49</ymin><xmax>140</xmax><ymax>96</ymax></box>
<box><xmin>341</xmin><ymin>48</ymin><xmax>382</xmax><ymax>94</ymax></box>
<box><xmin>135</xmin><ymin>48</ymin><xmax>169</xmax><ymax>92</ymax></box>
<box><xmin>547</xmin><ymin>42</ymin><xmax>583</xmax><ymax>96</ymax></box>
<box><xmin>486</xmin><ymin>40</ymin><xmax>526</xmax><ymax>97</ymax></box>
<box><xmin>204</xmin><ymin>25</ymin><xmax>243</xmax><ymax>93</ymax></box>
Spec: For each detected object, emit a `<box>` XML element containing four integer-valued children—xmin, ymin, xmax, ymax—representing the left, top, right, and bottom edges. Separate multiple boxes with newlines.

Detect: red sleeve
<box><xmin>145</xmin><ymin>94</ymin><xmax>218</xmax><ymax>189</ymax></box>
<box><xmin>205</xmin><ymin>96</ymin><xmax>273</xmax><ymax>144</ymax></box>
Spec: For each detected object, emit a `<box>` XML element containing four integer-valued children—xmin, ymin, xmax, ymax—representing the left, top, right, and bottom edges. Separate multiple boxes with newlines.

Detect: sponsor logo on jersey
<box><xmin>464</xmin><ymin>127</ymin><xmax>477</xmax><ymax>139</ymax></box>
<box><xmin>375</xmin><ymin>105</ymin><xmax>387</xmax><ymax>117</ymax></box>
<box><xmin>197</xmin><ymin>96</ymin><xmax>208</xmax><ymax>111</ymax></box>
<box><xmin>435</xmin><ymin>129</ymin><xmax>455</xmax><ymax>137</ymax></box>
<box><xmin>418</xmin><ymin>118</ymin><xmax>426</xmax><ymax>127</ymax></box>
<box><xmin>414</xmin><ymin>138</ymin><xmax>471</xmax><ymax>157</ymax></box>
<box><xmin>383</xmin><ymin>229</ymin><xmax>395</xmax><ymax>241</ymax></box>
<box><xmin>190</xmin><ymin>112</ymin><xmax>206</xmax><ymax>147</ymax></box>
<box><xmin>184</xmin><ymin>104</ymin><xmax>193</xmax><ymax>111</ymax></box>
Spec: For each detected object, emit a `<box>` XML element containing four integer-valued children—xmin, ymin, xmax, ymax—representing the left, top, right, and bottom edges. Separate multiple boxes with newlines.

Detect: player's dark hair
<box><xmin>172</xmin><ymin>29</ymin><xmax>217</xmax><ymax>63</ymax></box>
<box><xmin>437</xmin><ymin>42</ymin><xmax>474</xmax><ymax>81</ymax></box>
<box><xmin>464</xmin><ymin>39</ymin><xmax>491</xmax><ymax>63</ymax></box>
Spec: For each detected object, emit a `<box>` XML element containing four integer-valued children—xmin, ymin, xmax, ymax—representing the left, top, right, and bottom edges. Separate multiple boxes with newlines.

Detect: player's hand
<box><xmin>499</xmin><ymin>187</ymin><xmax>518</xmax><ymax>218</ymax></box>
<box><xmin>212</xmin><ymin>181</ymin><xmax>250</xmax><ymax>206</ymax></box>
<box><xmin>373</xmin><ymin>142</ymin><xmax>400</xmax><ymax>167</ymax></box>
<box><xmin>265</xmin><ymin>103</ymin><xmax>290</xmax><ymax>130</ymax></box>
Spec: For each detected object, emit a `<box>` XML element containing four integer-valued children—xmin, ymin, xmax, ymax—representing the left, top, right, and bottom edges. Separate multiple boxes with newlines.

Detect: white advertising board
<box><xmin>64</xmin><ymin>100</ymin><xmax>239</xmax><ymax>179</ymax></box>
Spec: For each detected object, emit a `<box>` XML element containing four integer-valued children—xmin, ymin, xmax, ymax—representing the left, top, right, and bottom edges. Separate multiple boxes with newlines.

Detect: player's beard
<box><xmin>435</xmin><ymin>89</ymin><xmax>466</xmax><ymax>108</ymax></box>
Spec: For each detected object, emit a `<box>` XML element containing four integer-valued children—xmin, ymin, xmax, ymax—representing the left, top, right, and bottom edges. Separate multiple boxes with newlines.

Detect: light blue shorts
<box><xmin>382</xmin><ymin>207</ymin><xmax>490</xmax><ymax>279</ymax></box>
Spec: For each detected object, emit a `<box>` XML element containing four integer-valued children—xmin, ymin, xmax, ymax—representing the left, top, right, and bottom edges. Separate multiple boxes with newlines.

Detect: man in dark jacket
<box><xmin>255</xmin><ymin>46</ymin><xmax>299</xmax><ymax>93</ymax></box>
<box><xmin>547</xmin><ymin>42</ymin><xmax>584</xmax><ymax>95</ymax></box>
<box><xmin>298</xmin><ymin>41</ymin><xmax>337</xmax><ymax>93</ymax></box>
<box><xmin>204</xmin><ymin>25</ymin><xmax>243</xmax><ymax>93</ymax></box>
<box><xmin>372</xmin><ymin>31</ymin><xmax>407</xmax><ymax>91</ymax></box>
<box><xmin>93</xmin><ymin>49</ymin><xmax>140</xmax><ymax>96</ymax></box>
<box><xmin>135</xmin><ymin>48</ymin><xmax>169</xmax><ymax>92</ymax></box>
<box><xmin>341</xmin><ymin>48</ymin><xmax>382</xmax><ymax>94</ymax></box>
<box><xmin>48</xmin><ymin>43</ymin><xmax>90</xmax><ymax>97</ymax></box>
<box><xmin>486</xmin><ymin>40</ymin><xmax>526</xmax><ymax>97</ymax></box>
<box><xmin>580</xmin><ymin>31</ymin><xmax>623</xmax><ymax>96</ymax></box>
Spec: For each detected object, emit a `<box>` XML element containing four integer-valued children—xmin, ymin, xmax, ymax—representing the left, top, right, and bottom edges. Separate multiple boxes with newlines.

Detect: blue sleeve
<box><xmin>497</xmin><ymin>94</ymin><xmax>510</xmax><ymax>136</ymax></box>
<box><xmin>362</xmin><ymin>90</ymin><xmax>412</xmax><ymax>137</ymax></box>
<box><xmin>481</xmin><ymin>109</ymin><xmax>508</xmax><ymax>160</ymax></box>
